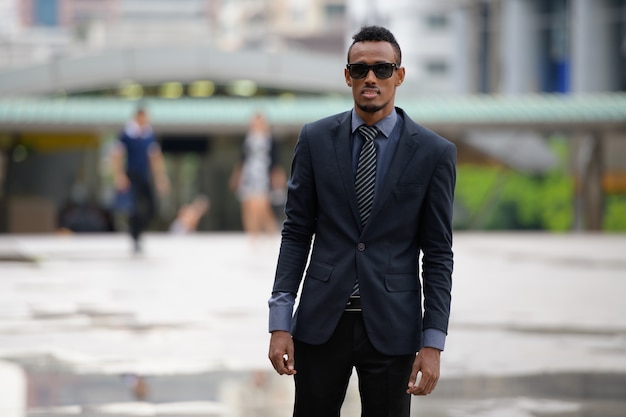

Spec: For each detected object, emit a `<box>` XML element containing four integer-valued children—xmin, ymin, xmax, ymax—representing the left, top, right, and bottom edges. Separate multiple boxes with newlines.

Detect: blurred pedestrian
<box><xmin>111</xmin><ymin>106</ymin><xmax>170</xmax><ymax>253</ymax></box>
<box><xmin>121</xmin><ymin>373</ymin><xmax>149</xmax><ymax>401</ymax></box>
<box><xmin>229</xmin><ymin>113</ymin><xmax>286</xmax><ymax>240</ymax></box>
<box><xmin>267</xmin><ymin>25</ymin><xmax>456</xmax><ymax>417</ymax></box>
<box><xmin>169</xmin><ymin>194</ymin><xmax>210</xmax><ymax>234</ymax></box>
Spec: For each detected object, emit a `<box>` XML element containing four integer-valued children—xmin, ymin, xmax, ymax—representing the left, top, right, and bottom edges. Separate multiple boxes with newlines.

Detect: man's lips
<box><xmin>361</xmin><ymin>88</ymin><xmax>379</xmax><ymax>99</ymax></box>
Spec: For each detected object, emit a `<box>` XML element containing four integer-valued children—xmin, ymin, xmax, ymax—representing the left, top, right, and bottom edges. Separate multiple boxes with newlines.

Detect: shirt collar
<box><xmin>124</xmin><ymin>120</ymin><xmax>153</xmax><ymax>139</ymax></box>
<box><xmin>351</xmin><ymin>108</ymin><xmax>397</xmax><ymax>138</ymax></box>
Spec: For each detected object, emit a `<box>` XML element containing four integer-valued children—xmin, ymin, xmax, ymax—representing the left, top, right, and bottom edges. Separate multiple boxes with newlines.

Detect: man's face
<box><xmin>136</xmin><ymin>111</ymin><xmax>148</xmax><ymax>128</ymax></box>
<box><xmin>344</xmin><ymin>41</ymin><xmax>405</xmax><ymax>121</ymax></box>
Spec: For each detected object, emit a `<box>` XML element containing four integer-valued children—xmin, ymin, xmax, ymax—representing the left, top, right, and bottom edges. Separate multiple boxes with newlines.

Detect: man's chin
<box><xmin>356</xmin><ymin>103</ymin><xmax>384</xmax><ymax>113</ymax></box>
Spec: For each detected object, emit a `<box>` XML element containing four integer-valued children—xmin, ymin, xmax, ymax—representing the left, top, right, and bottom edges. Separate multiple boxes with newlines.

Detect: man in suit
<box><xmin>268</xmin><ymin>25</ymin><xmax>456</xmax><ymax>417</ymax></box>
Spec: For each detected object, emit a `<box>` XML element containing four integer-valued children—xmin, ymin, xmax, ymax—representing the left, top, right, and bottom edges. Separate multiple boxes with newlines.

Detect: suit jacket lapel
<box><xmin>332</xmin><ymin>110</ymin><xmax>422</xmax><ymax>232</ymax></box>
<box><xmin>332</xmin><ymin>112</ymin><xmax>362</xmax><ymax>229</ymax></box>
<box><xmin>367</xmin><ymin>122</ymin><xmax>421</xmax><ymax>226</ymax></box>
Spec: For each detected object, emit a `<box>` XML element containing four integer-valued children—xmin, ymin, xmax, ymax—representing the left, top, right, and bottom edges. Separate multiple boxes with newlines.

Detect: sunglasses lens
<box><xmin>373</xmin><ymin>64</ymin><xmax>394</xmax><ymax>79</ymax></box>
<box><xmin>349</xmin><ymin>64</ymin><xmax>369</xmax><ymax>79</ymax></box>
<box><xmin>348</xmin><ymin>63</ymin><xmax>396</xmax><ymax>79</ymax></box>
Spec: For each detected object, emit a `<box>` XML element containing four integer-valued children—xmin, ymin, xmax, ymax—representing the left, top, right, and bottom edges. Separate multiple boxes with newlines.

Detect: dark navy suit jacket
<box><xmin>272</xmin><ymin>107</ymin><xmax>456</xmax><ymax>356</ymax></box>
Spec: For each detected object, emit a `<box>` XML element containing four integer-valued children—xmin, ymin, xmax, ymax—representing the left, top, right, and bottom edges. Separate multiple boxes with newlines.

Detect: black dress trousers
<box><xmin>293</xmin><ymin>311</ymin><xmax>414</xmax><ymax>417</ymax></box>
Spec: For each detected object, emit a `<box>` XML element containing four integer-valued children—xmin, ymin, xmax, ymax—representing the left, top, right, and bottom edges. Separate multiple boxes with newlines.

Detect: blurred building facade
<box><xmin>1</xmin><ymin>0</ymin><xmax>347</xmax><ymax>71</ymax></box>
<box><xmin>345</xmin><ymin>0</ymin><xmax>625</xmax><ymax>231</ymax></box>
<box><xmin>453</xmin><ymin>0</ymin><xmax>626</xmax><ymax>95</ymax></box>
<box><xmin>5</xmin><ymin>0</ymin><xmax>624</xmax><ymax>96</ymax></box>
<box><xmin>0</xmin><ymin>0</ymin><xmax>352</xmax><ymax>234</ymax></box>
<box><xmin>0</xmin><ymin>0</ymin><xmax>624</xmax><ymax>233</ymax></box>
<box><xmin>347</xmin><ymin>0</ymin><xmax>626</xmax><ymax>95</ymax></box>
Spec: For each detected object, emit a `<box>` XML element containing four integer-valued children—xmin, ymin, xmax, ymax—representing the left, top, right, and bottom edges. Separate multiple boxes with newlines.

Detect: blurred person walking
<box><xmin>229</xmin><ymin>113</ymin><xmax>286</xmax><ymax>240</ymax></box>
<box><xmin>111</xmin><ymin>107</ymin><xmax>170</xmax><ymax>253</ymax></box>
<box><xmin>169</xmin><ymin>194</ymin><xmax>210</xmax><ymax>234</ymax></box>
<box><xmin>267</xmin><ymin>26</ymin><xmax>456</xmax><ymax>417</ymax></box>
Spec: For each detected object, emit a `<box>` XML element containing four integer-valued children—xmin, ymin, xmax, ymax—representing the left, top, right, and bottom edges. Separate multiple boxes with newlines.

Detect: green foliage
<box><xmin>454</xmin><ymin>165</ymin><xmax>574</xmax><ymax>230</ymax></box>
<box><xmin>454</xmin><ymin>160</ymin><xmax>626</xmax><ymax>231</ymax></box>
<box><xmin>452</xmin><ymin>136</ymin><xmax>601</xmax><ymax>231</ymax></box>
<box><xmin>603</xmin><ymin>195</ymin><xmax>626</xmax><ymax>231</ymax></box>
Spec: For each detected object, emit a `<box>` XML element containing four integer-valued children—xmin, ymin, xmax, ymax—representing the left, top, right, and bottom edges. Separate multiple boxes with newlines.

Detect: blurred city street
<box><xmin>2</xmin><ymin>1</ymin><xmax>626</xmax><ymax>416</ymax></box>
<box><xmin>0</xmin><ymin>232</ymin><xmax>625</xmax><ymax>417</ymax></box>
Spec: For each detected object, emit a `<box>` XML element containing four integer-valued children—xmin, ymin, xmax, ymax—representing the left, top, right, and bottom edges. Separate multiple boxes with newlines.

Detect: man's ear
<box><xmin>344</xmin><ymin>68</ymin><xmax>352</xmax><ymax>87</ymax></box>
<box><xmin>395</xmin><ymin>67</ymin><xmax>406</xmax><ymax>87</ymax></box>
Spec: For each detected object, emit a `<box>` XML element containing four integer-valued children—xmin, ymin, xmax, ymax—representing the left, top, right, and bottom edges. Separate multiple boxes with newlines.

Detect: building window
<box><xmin>538</xmin><ymin>0</ymin><xmax>570</xmax><ymax>93</ymax></box>
<box><xmin>610</xmin><ymin>0</ymin><xmax>626</xmax><ymax>91</ymax></box>
<box><xmin>425</xmin><ymin>60</ymin><xmax>449</xmax><ymax>76</ymax></box>
<box><xmin>325</xmin><ymin>4</ymin><xmax>345</xmax><ymax>23</ymax></box>
<box><xmin>477</xmin><ymin>1</ymin><xmax>491</xmax><ymax>93</ymax></box>
<box><xmin>34</xmin><ymin>0</ymin><xmax>58</xmax><ymax>26</ymax></box>
<box><xmin>426</xmin><ymin>14</ymin><xmax>448</xmax><ymax>30</ymax></box>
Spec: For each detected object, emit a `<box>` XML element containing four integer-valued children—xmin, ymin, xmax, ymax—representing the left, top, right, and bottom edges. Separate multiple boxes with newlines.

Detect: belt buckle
<box><xmin>345</xmin><ymin>296</ymin><xmax>362</xmax><ymax>312</ymax></box>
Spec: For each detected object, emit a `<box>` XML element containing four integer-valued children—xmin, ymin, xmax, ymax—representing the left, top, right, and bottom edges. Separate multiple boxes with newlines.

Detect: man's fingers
<box><xmin>406</xmin><ymin>372</ymin><xmax>425</xmax><ymax>395</ymax></box>
<box><xmin>407</xmin><ymin>348</ymin><xmax>440</xmax><ymax>396</ymax></box>
<box><xmin>406</xmin><ymin>368</ymin><xmax>420</xmax><ymax>389</ymax></box>
<box><xmin>271</xmin><ymin>353</ymin><xmax>287</xmax><ymax>374</ymax></box>
<box><xmin>408</xmin><ymin>369</ymin><xmax>438</xmax><ymax>395</ymax></box>
<box><xmin>268</xmin><ymin>346</ymin><xmax>289</xmax><ymax>374</ymax></box>
<box><xmin>415</xmin><ymin>373</ymin><xmax>433</xmax><ymax>395</ymax></box>
<box><xmin>285</xmin><ymin>345</ymin><xmax>296</xmax><ymax>373</ymax></box>
<box><xmin>268</xmin><ymin>331</ymin><xmax>296</xmax><ymax>376</ymax></box>
<box><xmin>273</xmin><ymin>353</ymin><xmax>296</xmax><ymax>375</ymax></box>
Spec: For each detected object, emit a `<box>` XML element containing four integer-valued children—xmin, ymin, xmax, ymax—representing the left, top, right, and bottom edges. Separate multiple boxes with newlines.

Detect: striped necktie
<box><xmin>355</xmin><ymin>125</ymin><xmax>378</xmax><ymax>227</ymax></box>
<box><xmin>352</xmin><ymin>124</ymin><xmax>378</xmax><ymax>298</ymax></box>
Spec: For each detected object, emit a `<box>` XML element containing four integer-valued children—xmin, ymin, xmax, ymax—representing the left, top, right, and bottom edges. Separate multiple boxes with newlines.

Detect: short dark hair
<box><xmin>135</xmin><ymin>101</ymin><xmax>148</xmax><ymax>116</ymax></box>
<box><xmin>347</xmin><ymin>25</ymin><xmax>402</xmax><ymax>65</ymax></box>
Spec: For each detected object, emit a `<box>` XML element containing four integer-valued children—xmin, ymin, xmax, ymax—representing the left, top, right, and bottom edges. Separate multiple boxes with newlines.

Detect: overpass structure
<box><xmin>0</xmin><ymin>45</ymin><xmax>348</xmax><ymax>97</ymax></box>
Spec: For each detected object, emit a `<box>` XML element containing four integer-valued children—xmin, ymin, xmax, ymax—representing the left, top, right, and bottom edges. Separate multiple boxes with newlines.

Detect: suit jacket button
<box><xmin>357</xmin><ymin>243</ymin><xmax>366</xmax><ymax>251</ymax></box>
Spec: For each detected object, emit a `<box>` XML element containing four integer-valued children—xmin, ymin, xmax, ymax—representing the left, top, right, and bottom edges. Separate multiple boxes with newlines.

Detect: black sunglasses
<box><xmin>346</xmin><ymin>63</ymin><xmax>398</xmax><ymax>79</ymax></box>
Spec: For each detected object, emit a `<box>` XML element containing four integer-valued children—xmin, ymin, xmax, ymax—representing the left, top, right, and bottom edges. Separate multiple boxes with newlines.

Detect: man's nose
<box><xmin>364</xmin><ymin>68</ymin><xmax>378</xmax><ymax>82</ymax></box>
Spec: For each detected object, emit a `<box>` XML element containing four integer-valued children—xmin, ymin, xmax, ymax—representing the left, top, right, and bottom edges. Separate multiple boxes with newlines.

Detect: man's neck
<box><xmin>354</xmin><ymin>106</ymin><xmax>394</xmax><ymax>126</ymax></box>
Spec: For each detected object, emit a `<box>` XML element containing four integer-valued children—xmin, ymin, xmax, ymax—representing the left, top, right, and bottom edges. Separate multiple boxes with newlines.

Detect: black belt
<box><xmin>345</xmin><ymin>296</ymin><xmax>362</xmax><ymax>312</ymax></box>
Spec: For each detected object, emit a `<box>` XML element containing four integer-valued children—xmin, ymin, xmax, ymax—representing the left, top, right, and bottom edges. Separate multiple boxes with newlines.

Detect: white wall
<box><xmin>0</xmin><ymin>0</ymin><xmax>18</xmax><ymax>36</ymax></box>
<box><xmin>0</xmin><ymin>361</ymin><xmax>25</xmax><ymax>417</ymax></box>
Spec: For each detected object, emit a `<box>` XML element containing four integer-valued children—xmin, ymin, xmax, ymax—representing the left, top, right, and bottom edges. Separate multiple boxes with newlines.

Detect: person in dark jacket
<box><xmin>267</xmin><ymin>26</ymin><xmax>456</xmax><ymax>417</ymax></box>
<box><xmin>111</xmin><ymin>107</ymin><xmax>170</xmax><ymax>252</ymax></box>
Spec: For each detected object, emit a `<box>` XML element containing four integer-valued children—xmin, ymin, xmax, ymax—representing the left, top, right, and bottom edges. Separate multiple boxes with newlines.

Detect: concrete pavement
<box><xmin>0</xmin><ymin>232</ymin><xmax>625</xmax><ymax>416</ymax></box>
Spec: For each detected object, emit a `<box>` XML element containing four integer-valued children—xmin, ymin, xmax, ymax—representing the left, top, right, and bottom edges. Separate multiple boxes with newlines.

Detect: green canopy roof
<box><xmin>1</xmin><ymin>93</ymin><xmax>625</xmax><ymax>134</ymax></box>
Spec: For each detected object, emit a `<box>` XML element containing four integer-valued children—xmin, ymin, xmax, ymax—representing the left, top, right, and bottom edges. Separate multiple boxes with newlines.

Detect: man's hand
<box><xmin>155</xmin><ymin>175</ymin><xmax>170</xmax><ymax>197</ymax></box>
<box><xmin>268</xmin><ymin>330</ymin><xmax>296</xmax><ymax>375</ymax></box>
<box><xmin>114</xmin><ymin>173</ymin><xmax>130</xmax><ymax>192</ymax></box>
<box><xmin>406</xmin><ymin>347</ymin><xmax>440</xmax><ymax>396</ymax></box>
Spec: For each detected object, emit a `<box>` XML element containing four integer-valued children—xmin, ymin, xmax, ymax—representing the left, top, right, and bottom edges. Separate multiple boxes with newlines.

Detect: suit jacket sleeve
<box><xmin>271</xmin><ymin>123</ymin><xmax>317</xmax><ymax>297</ymax></box>
<box><xmin>419</xmin><ymin>141</ymin><xmax>456</xmax><ymax>334</ymax></box>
